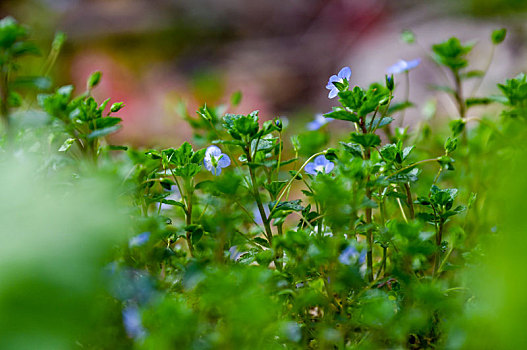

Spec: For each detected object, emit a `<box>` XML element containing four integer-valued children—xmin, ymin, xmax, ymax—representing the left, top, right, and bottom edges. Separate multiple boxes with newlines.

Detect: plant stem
<box><xmin>272</xmin><ymin>151</ymin><xmax>326</xmax><ymax>212</ymax></box>
<box><xmin>0</xmin><ymin>68</ymin><xmax>10</xmax><ymax>135</ymax></box>
<box><xmin>363</xmin><ymin>144</ymin><xmax>374</xmax><ymax>282</ymax></box>
<box><xmin>185</xmin><ymin>178</ymin><xmax>195</xmax><ymax>257</ymax></box>
<box><xmin>404</xmin><ymin>183</ymin><xmax>415</xmax><ymax>219</ymax></box>
<box><xmin>432</xmin><ymin>219</ymin><xmax>444</xmax><ymax>277</ymax></box>
<box><xmin>375</xmin><ymin>247</ymin><xmax>387</xmax><ymax>280</ymax></box>
<box><xmin>453</xmin><ymin>70</ymin><xmax>467</xmax><ymax>143</ymax></box>
<box><xmin>246</xmin><ymin>146</ymin><xmax>273</xmax><ymax>244</ymax></box>
<box><xmin>388</xmin><ymin>157</ymin><xmax>440</xmax><ymax>178</ymax></box>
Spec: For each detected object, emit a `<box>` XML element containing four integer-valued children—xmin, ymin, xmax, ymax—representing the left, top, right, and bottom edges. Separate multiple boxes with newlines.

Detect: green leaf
<box><xmin>444</xmin><ymin>137</ymin><xmax>457</xmax><ymax>154</ymax></box>
<box><xmin>338</xmin><ymin>86</ymin><xmax>365</xmax><ymax>111</ymax></box>
<box><xmin>449</xmin><ymin>119</ymin><xmax>465</xmax><ymax>136</ymax></box>
<box><xmin>160</xmin><ymin>199</ymin><xmax>185</xmax><ymax>209</ymax></box>
<box><xmin>431</xmin><ymin>37</ymin><xmax>474</xmax><ymax>71</ymax></box>
<box><xmin>253</xmin><ymin>237</ymin><xmax>270</xmax><ymax>248</ymax></box>
<box><xmin>461</xmin><ymin>70</ymin><xmax>485</xmax><ymax>79</ymax></box>
<box><xmin>401</xmin><ymin>29</ymin><xmax>416</xmax><ymax>44</ymax></box>
<box><xmin>230</xmin><ymin>90</ymin><xmax>242</xmax><ymax>106</ymax></box>
<box><xmin>380</xmin><ymin>144</ymin><xmax>397</xmax><ymax>162</ymax></box>
<box><xmin>491</xmin><ymin>28</ymin><xmax>507</xmax><ymax>44</ymax></box>
<box><xmin>324</xmin><ymin>109</ymin><xmax>359</xmax><ymax>122</ymax></box>
<box><xmin>185</xmin><ymin>224</ymin><xmax>204</xmax><ymax>245</ymax></box>
<box><xmin>110</xmin><ymin>102</ymin><xmax>124</xmax><ymax>113</ymax></box>
<box><xmin>93</xmin><ymin>117</ymin><xmax>122</xmax><ymax>130</ymax></box>
<box><xmin>269</xmin><ymin>200</ymin><xmax>304</xmax><ymax>217</ymax></box>
<box><xmin>223</xmin><ymin>111</ymin><xmax>259</xmax><ymax>139</ymax></box>
<box><xmin>264</xmin><ymin>181</ymin><xmax>287</xmax><ymax>197</ymax></box>
<box><xmin>350</xmin><ymin>133</ymin><xmax>381</xmax><ymax>148</ymax></box>
<box><xmin>87</xmin><ymin>71</ymin><xmax>102</xmax><ymax>89</ymax></box>
<box><xmin>340</xmin><ymin>142</ymin><xmax>363</xmax><ymax>157</ymax></box>
<box><xmin>87</xmin><ymin>125</ymin><xmax>121</xmax><ymax>139</ymax></box>
<box><xmin>108</xmin><ymin>145</ymin><xmax>128</xmax><ymax>151</ymax></box>
<box><xmin>58</xmin><ymin>138</ymin><xmax>75</xmax><ymax>152</ymax></box>
<box><xmin>466</xmin><ymin>97</ymin><xmax>493</xmax><ymax>108</ymax></box>
<box><xmin>368</xmin><ymin>116</ymin><xmax>393</xmax><ymax>130</ymax></box>
<box><xmin>197</xmin><ymin>104</ymin><xmax>215</xmax><ymax>122</ymax></box>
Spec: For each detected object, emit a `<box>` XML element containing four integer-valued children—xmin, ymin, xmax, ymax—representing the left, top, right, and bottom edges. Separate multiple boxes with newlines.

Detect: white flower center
<box><xmin>315</xmin><ymin>165</ymin><xmax>325</xmax><ymax>173</ymax></box>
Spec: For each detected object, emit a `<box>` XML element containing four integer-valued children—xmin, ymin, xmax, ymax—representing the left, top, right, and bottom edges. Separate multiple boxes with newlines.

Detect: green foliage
<box><xmin>432</xmin><ymin>37</ymin><xmax>474</xmax><ymax>71</ymax></box>
<box><xmin>491</xmin><ymin>28</ymin><xmax>507</xmax><ymax>44</ymax></box>
<box><xmin>1</xmin><ymin>17</ymin><xmax>526</xmax><ymax>350</ymax></box>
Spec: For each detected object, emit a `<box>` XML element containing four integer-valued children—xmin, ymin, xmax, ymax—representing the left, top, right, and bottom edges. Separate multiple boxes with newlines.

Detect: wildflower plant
<box><xmin>1</xmin><ymin>17</ymin><xmax>526</xmax><ymax>350</ymax></box>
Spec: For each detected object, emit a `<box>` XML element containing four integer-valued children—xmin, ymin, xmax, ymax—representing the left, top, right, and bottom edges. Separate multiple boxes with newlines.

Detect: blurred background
<box><xmin>1</xmin><ymin>0</ymin><xmax>526</xmax><ymax>146</ymax></box>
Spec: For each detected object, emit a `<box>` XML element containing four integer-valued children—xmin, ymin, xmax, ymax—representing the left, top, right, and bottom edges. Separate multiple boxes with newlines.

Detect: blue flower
<box><xmin>386</xmin><ymin>58</ymin><xmax>421</xmax><ymax>75</ymax></box>
<box><xmin>307</xmin><ymin>113</ymin><xmax>333</xmax><ymax>131</ymax></box>
<box><xmin>204</xmin><ymin>145</ymin><xmax>231</xmax><ymax>176</ymax></box>
<box><xmin>339</xmin><ymin>244</ymin><xmax>366</xmax><ymax>265</ymax></box>
<box><xmin>122</xmin><ymin>305</ymin><xmax>146</xmax><ymax>340</ymax></box>
<box><xmin>129</xmin><ymin>232</ymin><xmax>150</xmax><ymax>248</ymax></box>
<box><xmin>326</xmin><ymin>67</ymin><xmax>351</xmax><ymax>99</ymax></box>
<box><xmin>304</xmin><ymin>155</ymin><xmax>335</xmax><ymax>175</ymax></box>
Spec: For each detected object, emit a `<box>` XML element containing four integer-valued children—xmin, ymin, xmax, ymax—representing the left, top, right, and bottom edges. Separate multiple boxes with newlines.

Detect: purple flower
<box><xmin>204</xmin><ymin>146</ymin><xmax>231</xmax><ymax>176</ymax></box>
<box><xmin>326</xmin><ymin>67</ymin><xmax>351</xmax><ymax>99</ymax></box>
<box><xmin>129</xmin><ymin>232</ymin><xmax>150</xmax><ymax>248</ymax></box>
<box><xmin>305</xmin><ymin>155</ymin><xmax>334</xmax><ymax>176</ymax></box>
<box><xmin>386</xmin><ymin>58</ymin><xmax>421</xmax><ymax>75</ymax></box>
<box><xmin>122</xmin><ymin>305</ymin><xmax>146</xmax><ymax>340</ymax></box>
<box><xmin>307</xmin><ymin>114</ymin><xmax>333</xmax><ymax>131</ymax></box>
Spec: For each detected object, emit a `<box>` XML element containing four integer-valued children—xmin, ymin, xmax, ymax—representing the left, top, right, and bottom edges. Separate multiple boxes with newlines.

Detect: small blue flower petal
<box><xmin>205</xmin><ymin>145</ymin><xmax>222</xmax><ymax>157</ymax></box>
<box><xmin>325</xmin><ymin>161</ymin><xmax>335</xmax><ymax>173</ymax></box>
<box><xmin>328</xmin><ymin>88</ymin><xmax>339</xmax><ymax>99</ymax></box>
<box><xmin>338</xmin><ymin>66</ymin><xmax>352</xmax><ymax>80</ymax></box>
<box><xmin>122</xmin><ymin>305</ymin><xmax>146</xmax><ymax>340</ymax></box>
<box><xmin>129</xmin><ymin>232</ymin><xmax>150</xmax><ymax>248</ymax></box>
<box><xmin>304</xmin><ymin>162</ymin><xmax>317</xmax><ymax>175</ymax></box>
<box><xmin>339</xmin><ymin>245</ymin><xmax>358</xmax><ymax>265</ymax></box>
<box><xmin>217</xmin><ymin>153</ymin><xmax>231</xmax><ymax>168</ymax></box>
<box><xmin>314</xmin><ymin>155</ymin><xmax>326</xmax><ymax>166</ymax></box>
<box><xmin>326</xmin><ymin>67</ymin><xmax>351</xmax><ymax>99</ymax></box>
<box><xmin>305</xmin><ymin>155</ymin><xmax>335</xmax><ymax>175</ymax></box>
<box><xmin>307</xmin><ymin>114</ymin><xmax>333</xmax><ymax>131</ymax></box>
<box><xmin>387</xmin><ymin>58</ymin><xmax>421</xmax><ymax>74</ymax></box>
<box><xmin>359</xmin><ymin>249</ymin><xmax>367</xmax><ymax>264</ymax></box>
<box><xmin>204</xmin><ymin>145</ymin><xmax>230</xmax><ymax>176</ymax></box>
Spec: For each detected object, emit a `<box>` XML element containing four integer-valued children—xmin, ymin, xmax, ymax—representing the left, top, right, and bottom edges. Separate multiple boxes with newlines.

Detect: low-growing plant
<box><xmin>0</xmin><ymin>16</ymin><xmax>525</xmax><ymax>349</ymax></box>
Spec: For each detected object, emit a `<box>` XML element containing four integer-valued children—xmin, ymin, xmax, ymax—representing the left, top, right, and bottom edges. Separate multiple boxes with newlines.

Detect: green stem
<box><xmin>276</xmin><ymin>131</ymin><xmax>282</xmax><ymax>179</ymax></box>
<box><xmin>246</xmin><ymin>147</ymin><xmax>273</xmax><ymax>244</ymax></box>
<box><xmin>375</xmin><ymin>246</ymin><xmax>387</xmax><ymax>279</ymax></box>
<box><xmin>272</xmin><ymin>150</ymin><xmax>326</xmax><ymax>212</ymax></box>
<box><xmin>470</xmin><ymin>44</ymin><xmax>495</xmax><ymax>98</ymax></box>
<box><xmin>388</xmin><ymin>157</ymin><xmax>440</xmax><ymax>178</ymax></box>
<box><xmin>363</xmin><ymin>144</ymin><xmax>374</xmax><ymax>282</ymax></box>
<box><xmin>0</xmin><ymin>68</ymin><xmax>10</xmax><ymax>134</ymax></box>
<box><xmin>185</xmin><ymin>178</ymin><xmax>195</xmax><ymax>257</ymax></box>
<box><xmin>432</xmin><ymin>219</ymin><xmax>444</xmax><ymax>277</ymax></box>
<box><xmin>453</xmin><ymin>70</ymin><xmax>467</xmax><ymax>142</ymax></box>
<box><xmin>403</xmin><ymin>183</ymin><xmax>415</xmax><ymax>219</ymax></box>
